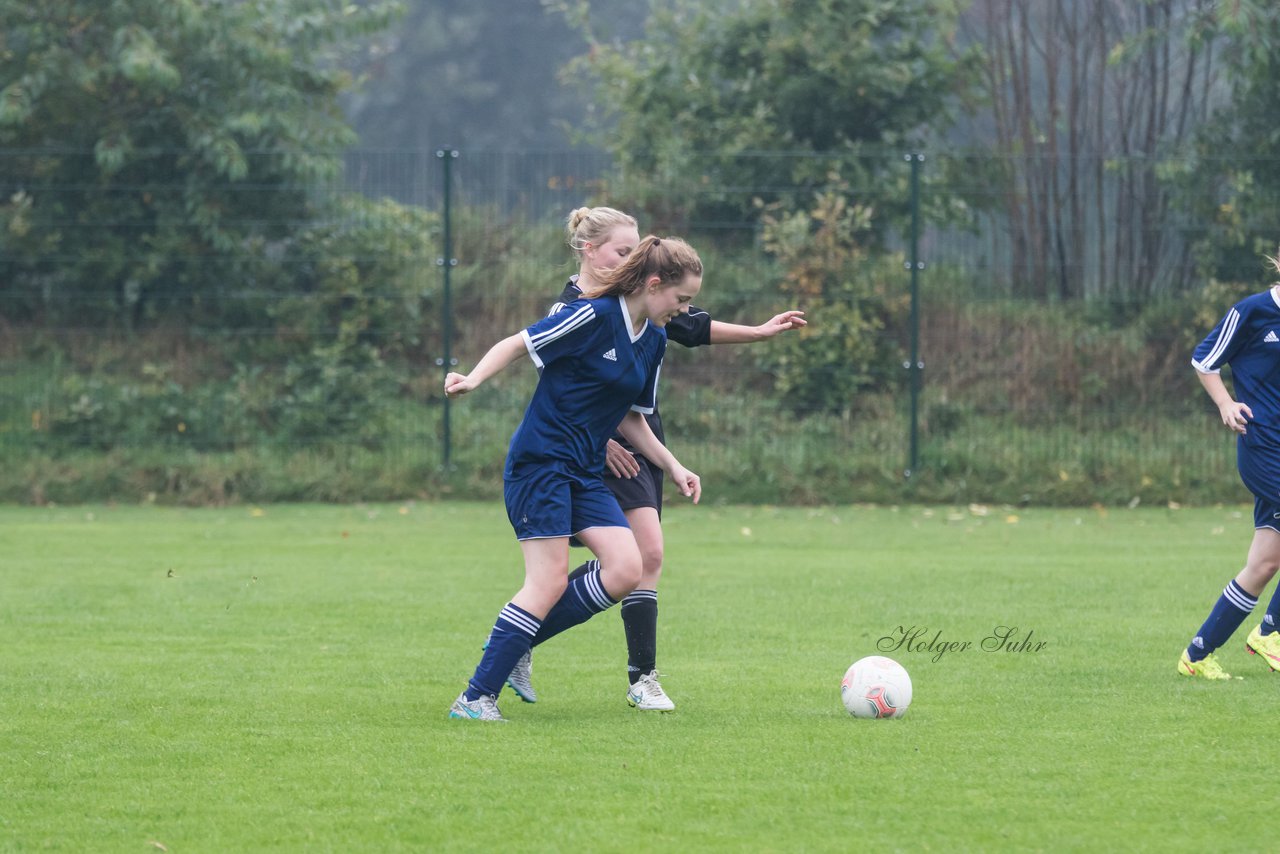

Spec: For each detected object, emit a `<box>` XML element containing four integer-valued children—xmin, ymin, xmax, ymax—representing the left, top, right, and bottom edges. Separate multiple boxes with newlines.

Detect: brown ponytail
<box><xmin>584</xmin><ymin>235</ymin><xmax>703</xmax><ymax>299</ymax></box>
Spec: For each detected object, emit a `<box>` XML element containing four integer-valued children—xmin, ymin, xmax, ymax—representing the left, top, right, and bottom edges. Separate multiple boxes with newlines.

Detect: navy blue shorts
<box><xmin>504</xmin><ymin>462</ymin><xmax>629</xmax><ymax>541</ymax></box>
<box><xmin>564</xmin><ymin>456</ymin><xmax>664</xmax><ymax>550</ymax></box>
<box><xmin>1237</xmin><ymin>423</ymin><xmax>1280</xmax><ymax>531</ymax></box>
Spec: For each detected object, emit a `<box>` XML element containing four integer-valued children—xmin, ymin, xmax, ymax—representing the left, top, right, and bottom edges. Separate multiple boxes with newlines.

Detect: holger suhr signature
<box><xmin>877</xmin><ymin>625</ymin><xmax>1048</xmax><ymax>663</ymax></box>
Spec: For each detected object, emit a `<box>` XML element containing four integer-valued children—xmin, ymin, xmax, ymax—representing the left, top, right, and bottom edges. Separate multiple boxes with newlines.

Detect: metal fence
<box><xmin>0</xmin><ymin>146</ymin><xmax>1254</xmax><ymax>504</ymax></box>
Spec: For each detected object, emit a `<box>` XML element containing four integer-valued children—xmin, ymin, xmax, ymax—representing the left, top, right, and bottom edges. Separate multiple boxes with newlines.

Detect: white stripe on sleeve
<box><xmin>1198</xmin><ymin>308</ymin><xmax>1241</xmax><ymax>372</ymax></box>
<box><xmin>529</xmin><ymin>304</ymin><xmax>595</xmax><ymax>349</ymax></box>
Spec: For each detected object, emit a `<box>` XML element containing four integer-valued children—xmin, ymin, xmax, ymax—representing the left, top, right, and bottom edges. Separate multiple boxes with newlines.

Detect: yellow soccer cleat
<box><xmin>1178</xmin><ymin>649</ymin><xmax>1231</xmax><ymax>680</ymax></box>
<box><xmin>1244</xmin><ymin>626</ymin><xmax>1280</xmax><ymax>673</ymax></box>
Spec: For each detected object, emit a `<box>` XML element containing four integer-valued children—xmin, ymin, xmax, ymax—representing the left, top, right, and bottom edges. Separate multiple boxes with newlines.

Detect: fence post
<box><xmin>905</xmin><ymin>152</ymin><xmax>924</xmax><ymax>480</ymax></box>
<box><xmin>436</xmin><ymin>148</ymin><xmax>459</xmax><ymax>468</ymax></box>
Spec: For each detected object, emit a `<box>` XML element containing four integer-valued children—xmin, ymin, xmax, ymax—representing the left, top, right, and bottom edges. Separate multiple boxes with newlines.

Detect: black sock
<box><xmin>621</xmin><ymin>589</ymin><xmax>658</xmax><ymax>684</ymax></box>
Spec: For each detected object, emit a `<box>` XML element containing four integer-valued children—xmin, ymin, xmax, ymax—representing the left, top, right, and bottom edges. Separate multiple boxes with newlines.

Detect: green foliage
<box><xmin>565</xmin><ymin>0</ymin><xmax>975</xmax><ymax>234</ymax></box>
<box><xmin>26</xmin><ymin>195</ymin><xmax>440</xmax><ymax>454</ymax></box>
<box><xmin>36</xmin><ymin>348</ymin><xmax>396</xmax><ymax>454</ymax></box>
<box><xmin>45</xmin><ymin>365</ymin><xmax>216</xmax><ymax>451</ymax></box>
<box><xmin>756</xmin><ymin>185</ymin><xmax>908</xmax><ymax>414</ymax></box>
<box><xmin>279</xmin><ymin>196</ymin><xmax>437</xmax><ymax>354</ymax></box>
<box><xmin>260</xmin><ymin>195</ymin><xmax>439</xmax><ymax>445</ymax></box>
<box><xmin>0</xmin><ymin>0</ymin><xmax>398</xmax><ymax>325</ymax></box>
<box><xmin>0</xmin><ymin>204</ymin><xmax>1251</xmax><ymax>507</ymax></box>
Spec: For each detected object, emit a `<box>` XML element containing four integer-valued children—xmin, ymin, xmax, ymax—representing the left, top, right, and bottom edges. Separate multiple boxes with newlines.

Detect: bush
<box><xmin>755</xmin><ymin>187</ymin><xmax>909</xmax><ymax>415</ymax></box>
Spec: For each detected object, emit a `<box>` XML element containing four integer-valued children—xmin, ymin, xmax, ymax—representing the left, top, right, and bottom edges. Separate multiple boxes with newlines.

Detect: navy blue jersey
<box><xmin>1193</xmin><ymin>288</ymin><xmax>1280</xmax><ymax>427</ymax></box>
<box><xmin>553</xmin><ymin>277</ymin><xmax>711</xmax><ymax>447</ymax></box>
<box><xmin>507</xmin><ymin>295</ymin><xmax>666</xmax><ymax>477</ymax></box>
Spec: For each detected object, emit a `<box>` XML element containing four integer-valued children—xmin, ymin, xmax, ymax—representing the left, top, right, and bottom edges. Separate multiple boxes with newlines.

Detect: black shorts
<box><xmin>568</xmin><ymin>457</ymin><xmax>664</xmax><ymax>550</ymax></box>
<box><xmin>604</xmin><ymin>456</ymin><xmax>664</xmax><ymax>517</ymax></box>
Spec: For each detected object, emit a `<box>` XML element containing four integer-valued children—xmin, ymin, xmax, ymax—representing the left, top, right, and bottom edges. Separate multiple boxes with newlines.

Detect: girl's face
<box><xmin>644</xmin><ymin>272</ymin><xmax>702</xmax><ymax>327</ymax></box>
<box><xmin>583</xmin><ymin>225</ymin><xmax>640</xmax><ymax>277</ymax></box>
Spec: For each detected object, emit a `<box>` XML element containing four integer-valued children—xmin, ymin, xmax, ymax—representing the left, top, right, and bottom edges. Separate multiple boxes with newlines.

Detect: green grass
<box><xmin>1</xmin><ymin>502</ymin><xmax>1274</xmax><ymax>851</ymax></box>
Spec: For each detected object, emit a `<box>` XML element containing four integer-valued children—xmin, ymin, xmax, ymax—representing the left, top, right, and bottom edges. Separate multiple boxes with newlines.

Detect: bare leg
<box><xmin>627</xmin><ymin>506</ymin><xmax>665</xmax><ymax>588</ymax></box>
<box><xmin>510</xmin><ymin>537</ymin><xmax>570</xmax><ymax>619</ymax></box>
<box><xmin>575</xmin><ymin>525</ymin><xmax>643</xmax><ymax>600</ymax></box>
<box><xmin>1234</xmin><ymin>527</ymin><xmax>1280</xmax><ymax>597</ymax></box>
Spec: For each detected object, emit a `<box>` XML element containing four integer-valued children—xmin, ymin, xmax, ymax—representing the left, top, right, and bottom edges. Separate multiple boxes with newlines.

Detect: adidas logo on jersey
<box><xmin>602</xmin><ymin>348</ymin><xmax>618</xmax><ymax>361</ymax></box>
<box><xmin>1266</xmin><ymin>330</ymin><xmax>1279</xmax><ymax>343</ymax></box>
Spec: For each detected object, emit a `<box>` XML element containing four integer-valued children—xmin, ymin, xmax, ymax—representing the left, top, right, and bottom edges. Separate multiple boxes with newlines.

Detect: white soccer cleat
<box><xmin>626</xmin><ymin>670</ymin><xmax>675</xmax><ymax>711</ymax></box>
<box><xmin>506</xmin><ymin>650</ymin><xmax>537</xmax><ymax>703</ymax></box>
<box><xmin>483</xmin><ymin>635</ymin><xmax>538</xmax><ymax>703</ymax></box>
<box><xmin>448</xmin><ymin>692</ymin><xmax>507</xmax><ymax>722</ymax></box>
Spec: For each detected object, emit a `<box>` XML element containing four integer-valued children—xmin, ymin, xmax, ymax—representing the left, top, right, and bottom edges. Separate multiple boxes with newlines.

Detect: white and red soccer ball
<box><xmin>841</xmin><ymin>656</ymin><xmax>912</xmax><ymax>719</ymax></box>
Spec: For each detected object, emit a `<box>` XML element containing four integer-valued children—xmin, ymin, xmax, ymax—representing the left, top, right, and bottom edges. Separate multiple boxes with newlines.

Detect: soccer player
<box><xmin>445</xmin><ymin>235</ymin><xmax>705</xmax><ymax>721</ymax></box>
<box><xmin>1179</xmin><ymin>253</ymin><xmax>1280</xmax><ymax>679</ymax></box>
<box><xmin>500</xmin><ymin>206</ymin><xmax>806</xmax><ymax>711</ymax></box>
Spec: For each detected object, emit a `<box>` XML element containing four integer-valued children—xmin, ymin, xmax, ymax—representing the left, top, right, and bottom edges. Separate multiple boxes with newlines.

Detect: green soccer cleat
<box><xmin>1245</xmin><ymin>625</ymin><xmax>1280</xmax><ymax>673</ymax></box>
<box><xmin>1178</xmin><ymin>649</ymin><xmax>1231</xmax><ymax>680</ymax></box>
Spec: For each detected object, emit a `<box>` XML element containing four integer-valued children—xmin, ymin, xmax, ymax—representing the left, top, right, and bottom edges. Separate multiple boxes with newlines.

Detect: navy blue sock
<box><xmin>621</xmin><ymin>589</ymin><xmax>658</xmax><ymax>685</ymax></box>
<box><xmin>567</xmin><ymin>559</ymin><xmax>597</xmax><ymax>584</ymax></box>
<box><xmin>1187</xmin><ymin>580</ymin><xmax>1258</xmax><ymax>661</ymax></box>
<box><xmin>531</xmin><ymin>564</ymin><xmax>617</xmax><ymax>648</ymax></box>
<box><xmin>1261</xmin><ymin>584</ymin><xmax>1280</xmax><ymax>637</ymax></box>
<box><xmin>464</xmin><ymin>603</ymin><xmax>540</xmax><ymax>701</ymax></box>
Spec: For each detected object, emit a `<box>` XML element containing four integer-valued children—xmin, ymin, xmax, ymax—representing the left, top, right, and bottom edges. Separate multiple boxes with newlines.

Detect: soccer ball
<box><xmin>841</xmin><ymin>656</ymin><xmax>912</xmax><ymax>719</ymax></box>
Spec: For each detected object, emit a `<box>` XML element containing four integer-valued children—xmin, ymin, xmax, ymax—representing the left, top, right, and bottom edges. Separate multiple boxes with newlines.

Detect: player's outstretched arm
<box><xmin>444</xmin><ymin>333</ymin><xmax>527</xmax><ymax>398</ymax></box>
<box><xmin>708</xmin><ymin>310</ymin><xmax>807</xmax><ymax>344</ymax></box>
<box><xmin>1196</xmin><ymin>369</ymin><xmax>1252</xmax><ymax>434</ymax></box>
<box><xmin>616</xmin><ymin>411</ymin><xmax>700</xmax><ymax>504</ymax></box>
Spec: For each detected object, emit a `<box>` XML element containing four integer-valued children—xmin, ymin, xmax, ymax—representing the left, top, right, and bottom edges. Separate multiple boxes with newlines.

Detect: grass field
<box><xmin>2</xmin><ymin>501</ymin><xmax>1275</xmax><ymax>851</ymax></box>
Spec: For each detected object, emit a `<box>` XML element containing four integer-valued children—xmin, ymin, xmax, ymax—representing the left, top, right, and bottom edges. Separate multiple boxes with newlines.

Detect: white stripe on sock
<box><xmin>499</xmin><ymin>604</ymin><xmax>541</xmax><ymax>637</ymax></box>
<box><xmin>583</xmin><ymin>570</ymin><xmax>614</xmax><ymax>610</ymax></box>
<box><xmin>1224</xmin><ymin>582</ymin><xmax>1258</xmax><ymax>612</ymax></box>
<box><xmin>623</xmin><ymin>589</ymin><xmax>658</xmax><ymax>605</ymax></box>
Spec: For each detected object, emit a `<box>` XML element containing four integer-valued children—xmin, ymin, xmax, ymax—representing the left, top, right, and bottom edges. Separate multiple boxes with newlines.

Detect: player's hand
<box><xmin>1220</xmin><ymin>400</ymin><xmax>1253</xmax><ymax>434</ymax></box>
<box><xmin>670</xmin><ymin>465</ymin><xmax>701</xmax><ymax>505</ymax></box>
<box><xmin>605</xmin><ymin>439</ymin><xmax>641</xmax><ymax>478</ymax></box>
<box><xmin>444</xmin><ymin>372</ymin><xmax>475</xmax><ymax>398</ymax></box>
<box><xmin>757</xmin><ymin>310</ymin><xmax>807</xmax><ymax>338</ymax></box>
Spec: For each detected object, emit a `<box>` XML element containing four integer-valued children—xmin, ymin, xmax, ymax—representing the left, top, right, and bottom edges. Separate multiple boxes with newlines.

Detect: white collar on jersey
<box><xmin>620</xmin><ymin>295</ymin><xmax>649</xmax><ymax>342</ymax></box>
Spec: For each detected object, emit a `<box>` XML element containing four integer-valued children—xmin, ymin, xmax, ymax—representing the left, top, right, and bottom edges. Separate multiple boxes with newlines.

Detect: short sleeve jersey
<box><xmin>552</xmin><ymin>277</ymin><xmax>711</xmax><ymax>448</ymax></box>
<box><xmin>507</xmin><ymin>295</ymin><xmax>666</xmax><ymax>476</ymax></box>
<box><xmin>1193</xmin><ymin>288</ymin><xmax>1280</xmax><ymax>427</ymax></box>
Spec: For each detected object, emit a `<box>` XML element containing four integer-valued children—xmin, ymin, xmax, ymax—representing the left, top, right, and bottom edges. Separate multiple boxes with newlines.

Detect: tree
<box><xmin>340</xmin><ymin>0</ymin><xmax>646</xmax><ymax>153</ymax></box>
<box><xmin>958</xmin><ymin>0</ymin><xmax>1225</xmax><ymax>299</ymax></box>
<box><xmin>0</xmin><ymin>0</ymin><xmax>396</xmax><ymax>325</ymax></box>
<box><xmin>1176</xmin><ymin>1</ymin><xmax>1280</xmax><ymax>285</ymax></box>
<box><xmin>561</xmin><ymin>0</ymin><xmax>975</xmax><ymax>238</ymax></box>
